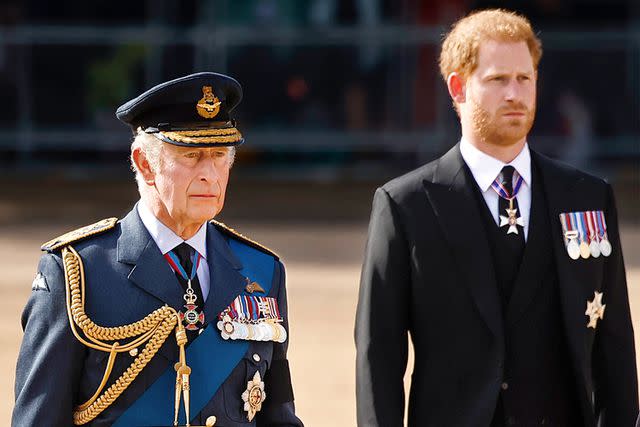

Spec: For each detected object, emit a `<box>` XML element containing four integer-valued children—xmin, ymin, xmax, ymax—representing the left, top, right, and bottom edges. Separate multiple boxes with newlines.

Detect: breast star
<box><xmin>585</xmin><ymin>291</ymin><xmax>606</xmax><ymax>329</ymax></box>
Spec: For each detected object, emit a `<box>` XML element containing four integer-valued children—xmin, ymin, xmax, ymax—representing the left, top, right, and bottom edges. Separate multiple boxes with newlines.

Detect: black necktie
<box><xmin>173</xmin><ymin>242</ymin><xmax>205</xmax><ymax>314</ymax></box>
<box><xmin>497</xmin><ymin>166</ymin><xmax>525</xmax><ymax>301</ymax></box>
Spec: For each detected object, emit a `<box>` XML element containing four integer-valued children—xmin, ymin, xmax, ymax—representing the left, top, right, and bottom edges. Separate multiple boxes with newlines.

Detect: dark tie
<box><xmin>172</xmin><ymin>242</ymin><xmax>205</xmax><ymax>316</ymax></box>
<box><xmin>497</xmin><ymin>165</ymin><xmax>525</xmax><ymax>302</ymax></box>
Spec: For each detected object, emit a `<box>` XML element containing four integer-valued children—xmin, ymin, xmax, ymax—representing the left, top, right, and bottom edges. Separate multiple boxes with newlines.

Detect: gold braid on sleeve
<box><xmin>62</xmin><ymin>246</ymin><xmax>189</xmax><ymax>425</ymax></box>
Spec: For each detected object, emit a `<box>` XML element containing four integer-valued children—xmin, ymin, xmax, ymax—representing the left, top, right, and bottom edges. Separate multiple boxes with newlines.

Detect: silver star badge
<box><xmin>585</xmin><ymin>291</ymin><xmax>606</xmax><ymax>329</ymax></box>
<box><xmin>242</xmin><ymin>371</ymin><xmax>266</xmax><ymax>421</ymax></box>
<box><xmin>499</xmin><ymin>207</ymin><xmax>524</xmax><ymax>234</ymax></box>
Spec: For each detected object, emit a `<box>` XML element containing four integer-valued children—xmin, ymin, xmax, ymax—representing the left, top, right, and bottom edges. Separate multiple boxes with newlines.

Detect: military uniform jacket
<box><xmin>355</xmin><ymin>143</ymin><xmax>638</xmax><ymax>427</ymax></box>
<box><xmin>13</xmin><ymin>207</ymin><xmax>303</xmax><ymax>427</ymax></box>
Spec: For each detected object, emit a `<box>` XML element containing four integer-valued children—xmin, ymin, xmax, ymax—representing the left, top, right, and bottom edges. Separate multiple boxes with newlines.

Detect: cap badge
<box><xmin>196</xmin><ymin>86</ymin><xmax>221</xmax><ymax>118</ymax></box>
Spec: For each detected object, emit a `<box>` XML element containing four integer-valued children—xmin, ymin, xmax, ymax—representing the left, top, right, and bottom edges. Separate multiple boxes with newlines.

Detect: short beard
<box><xmin>471</xmin><ymin>99</ymin><xmax>535</xmax><ymax>147</ymax></box>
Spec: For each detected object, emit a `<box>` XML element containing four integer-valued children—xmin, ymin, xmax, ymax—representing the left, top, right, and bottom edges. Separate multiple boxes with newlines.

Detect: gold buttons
<box><xmin>252</xmin><ymin>353</ymin><xmax>261</xmax><ymax>362</ymax></box>
<box><xmin>205</xmin><ymin>415</ymin><xmax>217</xmax><ymax>426</ymax></box>
<box><xmin>129</xmin><ymin>348</ymin><xmax>139</xmax><ymax>357</ymax></box>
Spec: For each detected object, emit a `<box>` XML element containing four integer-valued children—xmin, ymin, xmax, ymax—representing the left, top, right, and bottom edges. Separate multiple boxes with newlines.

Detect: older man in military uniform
<box><xmin>13</xmin><ymin>72</ymin><xmax>304</xmax><ymax>427</ymax></box>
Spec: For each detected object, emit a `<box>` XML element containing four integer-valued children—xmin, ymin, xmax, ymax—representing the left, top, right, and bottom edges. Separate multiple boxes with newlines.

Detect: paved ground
<box><xmin>1</xmin><ymin>179</ymin><xmax>639</xmax><ymax>426</ymax></box>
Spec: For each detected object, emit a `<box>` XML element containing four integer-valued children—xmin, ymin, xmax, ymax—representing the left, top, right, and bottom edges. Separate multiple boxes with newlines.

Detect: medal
<box><xmin>560</xmin><ymin>213</ymin><xmax>580</xmax><ymax>260</ymax></box>
<box><xmin>492</xmin><ymin>170</ymin><xmax>525</xmax><ymax>235</ymax></box>
<box><xmin>586</xmin><ymin>211</ymin><xmax>600</xmax><ymax>258</ymax></box>
<box><xmin>596</xmin><ymin>211</ymin><xmax>612</xmax><ymax>257</ymax></box>
<box><xmin>574</xmin><ymin>212</ymin><xmax>590</xmax><ymax>259</ymax></box>
<box><xmin>165</xmin><ymin>249</ymin><xmax>205</xmax><ymax>330</ymax></box>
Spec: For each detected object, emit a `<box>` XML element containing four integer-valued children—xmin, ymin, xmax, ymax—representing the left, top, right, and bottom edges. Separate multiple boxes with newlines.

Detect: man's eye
<box><xmin>185</xmin><ymin>152</ymin><xmax>199</xmax><ymax>159</ymax></box>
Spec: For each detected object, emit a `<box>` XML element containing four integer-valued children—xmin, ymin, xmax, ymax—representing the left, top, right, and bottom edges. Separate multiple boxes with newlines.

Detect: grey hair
<box><xmin>130</xmin><ymin>129</ymin><xmax>164</xmax><ymax>187</ymax></box>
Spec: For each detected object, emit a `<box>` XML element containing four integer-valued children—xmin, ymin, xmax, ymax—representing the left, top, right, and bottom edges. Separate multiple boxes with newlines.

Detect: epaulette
<box><xmin>41</xmin><ymin>217</ymin><xmax>118</xmax><ymax>252</ymax></box>
<box><xmin>210</xmin><ymin>219</ymin><xmax>279</xmax><ymax>260</ymax></box>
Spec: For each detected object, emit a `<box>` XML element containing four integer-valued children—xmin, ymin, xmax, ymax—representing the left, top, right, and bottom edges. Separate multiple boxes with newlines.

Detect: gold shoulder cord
<box><xmin>62</xmin><ymin>246</ymin><xmax>192</xmax><ymax>425</ymax></box>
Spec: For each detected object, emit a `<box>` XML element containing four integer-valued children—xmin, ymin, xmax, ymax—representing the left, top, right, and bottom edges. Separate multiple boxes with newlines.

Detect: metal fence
<box><xmin>1</xmin><ymin>23</ymin><xmax>639</xmax><ymax>176</ymax></box>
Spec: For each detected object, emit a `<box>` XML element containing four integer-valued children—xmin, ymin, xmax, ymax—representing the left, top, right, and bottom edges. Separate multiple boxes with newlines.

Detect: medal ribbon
<box><xmin>585</xmin><ymin>211</ymin><xmax>597</xmax><ymax>243</ymax></box>
<box><xmin>572</xmin><ymin>212</ymin><xmax>586</xmax><ymax>243</ymax></box>
<box><xmin>491</xmin><ymin>169</ymin><xmax>524</xmax><ymax>201</ymax></box>
<box><xmin>597</xmin><ymin>211</ymin><xmax>608</xmax><ymax>239</ymax></box>
<box><xmin>219</xmin><ymin>295</ymin><xmax>283</xmax><ymax>322</ymax></box>
<box><xmin>164</xmin><ymin>249</ymin><xmax>202</xmax><ymax>282</ymax></box>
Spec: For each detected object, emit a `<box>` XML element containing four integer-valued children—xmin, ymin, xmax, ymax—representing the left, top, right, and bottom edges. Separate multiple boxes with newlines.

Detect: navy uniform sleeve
<box><xmin>355</xmin><ymin>188</ymin><xmax>411</xmax><ymax>427</ymax></box>
<box><xmin>592</xmin><ymin>184</ymin><xmax>638</xmax><ymax>425</ymax></box>
<box><xmin>258</xmin><ymin>260</ymin><xmax>304</xmax><ymax>427</ymax></box>
<box><xmin>13</xmin><ymin>253</ymin><xmax>85</xmax><ymax>427</ymax></box>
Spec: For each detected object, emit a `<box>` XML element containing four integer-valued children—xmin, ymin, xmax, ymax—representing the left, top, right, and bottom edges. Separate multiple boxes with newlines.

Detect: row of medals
<box><xmin>565</xmin><ymin>230</ymin><xmax>611</xmax><ymax>260</ymax></box>
<box><xmin>218</xmin><ymin>314</ymin><xmax>287</xmax><ymax>343</ymax></box>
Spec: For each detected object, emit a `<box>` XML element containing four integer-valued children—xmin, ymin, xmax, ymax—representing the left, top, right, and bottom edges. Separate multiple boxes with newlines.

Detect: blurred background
<box><xmin>1</xmin><ymin>0</ymin><xmax>639</xmax><ymax>425</ymax></box>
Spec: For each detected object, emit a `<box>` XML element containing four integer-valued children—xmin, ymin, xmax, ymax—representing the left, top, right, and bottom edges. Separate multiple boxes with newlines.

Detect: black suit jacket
<box><xmin>355</xmin><ymin>144</ymin><xmax>638</xmax><ymax>426</ymax></box>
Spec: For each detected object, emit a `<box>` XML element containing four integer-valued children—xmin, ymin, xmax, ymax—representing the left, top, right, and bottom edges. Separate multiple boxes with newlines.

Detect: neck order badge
<box><xmin>491</xmin><ymin>168</ymin><xmax>525</xmax><ymax>235</ymax></box>
<box><xmin>165</xmin><ymin>249</ymin><xmax>205</xmax><ymax>330</ymax></box>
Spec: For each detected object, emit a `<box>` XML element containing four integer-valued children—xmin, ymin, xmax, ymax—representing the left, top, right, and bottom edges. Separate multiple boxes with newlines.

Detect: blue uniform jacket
<box><xmin>13</xmin><ymin>208</ymin><xmax>303</xmax><ymax>427</ymax></box>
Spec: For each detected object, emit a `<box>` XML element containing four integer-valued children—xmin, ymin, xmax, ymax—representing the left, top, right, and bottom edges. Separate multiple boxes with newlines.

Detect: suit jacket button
<box><xmin>501</xmin><ymin>382</ymin><xmax>509</xmax><ymax>390</ymax></box>
<box><xmin>253</xmin><ymin>353</ymin><xmax>261</xmax><ymax>362</ymax></box>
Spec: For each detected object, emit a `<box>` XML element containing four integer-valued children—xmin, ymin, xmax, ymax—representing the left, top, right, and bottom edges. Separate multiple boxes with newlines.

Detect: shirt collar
<box><xmin>459</xmin><ymin>137</ymin><xmax>532</xmax><ymax>192</ymax></box>
<box><xmin>137</xmin><ymin>201</ymin><xmax>208</xmax><ymax>259</ymax></box>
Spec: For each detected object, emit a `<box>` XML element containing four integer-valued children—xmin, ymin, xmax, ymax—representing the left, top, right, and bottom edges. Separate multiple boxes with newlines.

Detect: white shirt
<box><xmin>137</xmin><ymin>201</ymin><xmax>211</xmax><ymax>300</ymax></box>
<box><xmin>459</xmin><ymin>138</ymin><xmax>532</xmax><ymax>241</ymax></box>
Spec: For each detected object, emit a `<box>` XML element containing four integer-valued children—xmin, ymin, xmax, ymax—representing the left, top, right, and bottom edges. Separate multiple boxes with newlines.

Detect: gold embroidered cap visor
<box><xmin>116</xmin><ymin>71</ymin><xmax>245</xmax><ymax>147</ymax></box>
<box><xmin>147</xmin><ymin>123</ymin><xmax>244</xmax><ymax>147</ymax></box>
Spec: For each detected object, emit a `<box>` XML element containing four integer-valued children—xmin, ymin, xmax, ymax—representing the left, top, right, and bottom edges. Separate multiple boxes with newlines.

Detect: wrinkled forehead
<box><xmin>163</xmin><ymin>144</ymin><xmax>233</xmax><ymax>155</ymax></box>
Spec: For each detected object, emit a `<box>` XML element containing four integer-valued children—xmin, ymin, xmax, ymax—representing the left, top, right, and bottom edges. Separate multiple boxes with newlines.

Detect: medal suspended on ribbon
<box><xmin>491</xmin><ymin>170</ymin><xmax>525</xmax><ymax>235</ymax></box>
<box><xmin>217</xmin><ymin>293</ymin><xmax>287</xmax><ymax>343</ymax></box>
<box><xmin>165</xmin><ymin>249</ymin><xmax>205</xmax><ymax>330</ymax></box>
<box><xmin>559</xmin><ymin>210</ymin><xmax>611</xmax><ymax>260</ymax></box>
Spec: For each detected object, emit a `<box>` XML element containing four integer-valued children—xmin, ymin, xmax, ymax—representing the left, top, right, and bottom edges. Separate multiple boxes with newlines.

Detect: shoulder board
<box><xmin>41</xmin><ymin>217</ymin><xmax>118</xmax><ymax>252</ymax></box>
<box><xmin>210</xmin><ymin>219</ymin><xmax>279</xmax><ymax>260</ymax></box>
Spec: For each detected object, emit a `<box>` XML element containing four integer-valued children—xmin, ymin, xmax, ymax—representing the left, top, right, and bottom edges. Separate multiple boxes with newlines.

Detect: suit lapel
<box><xmin>505</xmin><ymin>164</ymin><xmax>551</xmax><ymax>324</ymax></box>
<box><xmin>424</xmin><ymin>144</ymin><xmax>503</xmax><ymax>342</ymax></box>
<box><xmin>532</xmin><ymin>151</ymin><xmax>591</xmax><ymax>389</ymax></box>
<box><xmin>202</xmin><ymin>223</ymin><xmax>247</xmax><ymax>324</ymax></box>
<box><xmin>117</xmin><ymin>207</ymin><xmax>184</xmax><ymax>311</ymax></box>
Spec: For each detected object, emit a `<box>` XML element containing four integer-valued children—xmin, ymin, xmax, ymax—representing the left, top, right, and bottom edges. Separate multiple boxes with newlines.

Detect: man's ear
<box><xmin>447</xmin><ymin>72</ymin><xmax>466</xmax><ymax>104</ymax></box>
<box><xmin>132</xmin><ymin>147</ymin><xmax>156</xmax><ymax>185</ymax></box>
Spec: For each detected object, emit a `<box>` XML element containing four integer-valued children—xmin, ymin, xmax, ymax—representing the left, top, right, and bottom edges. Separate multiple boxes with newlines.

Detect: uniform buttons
<box><xmin>129</xmin><ymin>348</ymin><xmax>139</xmax><ymax>357</ymax></box>
<box><xmin>205</xmin><ymin>415</ymin><xmax>217</xmax><ymax>426</ymax></box>
<box><xmin>501</xmin><ymin>382</ymin><xmax>509</xmax><ymax>391</ymax></box>
<box><xmin>252</xmin><ymin>353</ymin><xmax>261</xmax><ymax>362</ymax></box>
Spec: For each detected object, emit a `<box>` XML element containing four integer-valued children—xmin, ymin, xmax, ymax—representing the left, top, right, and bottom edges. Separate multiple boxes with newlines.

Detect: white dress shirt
<box><xmin>137</xmin><ymin>202</ymin><xmax>211</xmax><ymax>300</ymax></box>
<box><xmin>459</xmin><ymin>138</ymin><xmax>532</xmax><ymax>241</ymax></box>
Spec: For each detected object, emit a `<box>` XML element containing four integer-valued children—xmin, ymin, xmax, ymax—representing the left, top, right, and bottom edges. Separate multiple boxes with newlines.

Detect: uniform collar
<box><xmin>137</xmin><ymin>201</ymin><xmax>208</xmax><ymax>259</ymax></box>
<box><xmin>460</xmin><ymin>137</ymin><xmax>532</xmax><ymax>192</ymax></box>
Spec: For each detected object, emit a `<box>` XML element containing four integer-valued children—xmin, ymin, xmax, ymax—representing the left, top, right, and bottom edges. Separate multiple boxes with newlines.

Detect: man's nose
<box><xmin>504</xmin><ymin>79</ymin><xmax>521</xmax><ymax>102</ymax></box>
<box><xmin>199</xmin><ymin>158</ymin><xmax>220</xmax><ymax>182</ymax></box>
